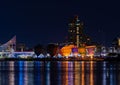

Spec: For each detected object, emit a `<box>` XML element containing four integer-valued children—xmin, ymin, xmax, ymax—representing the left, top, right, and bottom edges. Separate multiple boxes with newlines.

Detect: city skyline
<box><xmin>0</xmin><ymin>0</ymin><xmax>120</xmax><ymax>47</ymax></box>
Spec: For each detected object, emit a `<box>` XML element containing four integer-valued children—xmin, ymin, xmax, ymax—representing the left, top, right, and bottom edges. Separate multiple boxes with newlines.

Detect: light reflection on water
<box><xmin>0</xmin><ymin>61</ymin><xmax>119</xmax><ymax>85</ymax></box>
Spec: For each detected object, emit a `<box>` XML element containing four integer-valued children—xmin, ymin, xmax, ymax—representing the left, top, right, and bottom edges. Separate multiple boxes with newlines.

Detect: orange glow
<box><xmin>60</xmin><ymin>46</ymin><xmax>71</xmax><ymax>57</ymax></box>
<box><xmin>73</xmin><ymin>52</ymin><xmax>78</xmax><ymax>57</ymax></box>
<box><xmin>90</xmin><ymin>61</ymin><xmax>94</xmax><ymax>85</ymax></box>
<box><xmin>62</xmin><ymin>61</ymin><xmax>68</xmax><ymax>85</ymax></box>
<box><xmin>68</xmin><ymin>44</ymin><xmax>75</xmax><ymax>48</ymax></box>
<box><xmin>60</xmin><ymin>45</ymin><xmax>75</xmax><ymax>57</ymax></box>
<box><xmin>81</xmin><ymin>62</ymin><xmax>85</xmax><ymax>85</ymax></box>
<box><xmin>78</xmin><ymin>47</ymin><xmax>86</xmax><ymax>57</ymax></box>
<box><xmin>90</xmin><ymin>55</ymin><xmax>94</xmax><ymax>59</ymax></box>
<box><xmin>75</xmin><ymin>62</ymin><xmax>80</xmax><ymax>85</ymax></box>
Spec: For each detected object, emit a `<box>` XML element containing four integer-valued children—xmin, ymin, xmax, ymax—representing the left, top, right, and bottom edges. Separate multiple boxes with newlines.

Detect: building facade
<box><xmin>67</xmin><ymin>16</ymin><xmax>91</xmax><ymax>47</ymax></box>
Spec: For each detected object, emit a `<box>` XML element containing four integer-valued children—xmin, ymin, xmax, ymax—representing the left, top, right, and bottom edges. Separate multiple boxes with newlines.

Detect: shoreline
<box><xmin>0</xmin><ymin>57</ymin><xmax>119</xmax><ymax>61</ymax></box>
<box><xmin>0</xmin><ymin>57</ymin><xmax>104</xmax><ymax>61</ymax></box>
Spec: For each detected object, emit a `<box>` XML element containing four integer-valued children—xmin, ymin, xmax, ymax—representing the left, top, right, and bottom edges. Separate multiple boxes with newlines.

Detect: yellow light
<box><xmin>60</xmin><ymin>45</ymin><xmax>78</xmax><ymax>57</ymax></box>
<box><xmin>78</xmin><ymin>47</ymin><xmax>86</xmax><ymax>57</ymax></box>
<box><xmin>60</xmin><ymin>45</ymin><xmax>72</xmax><ymax>57</ymax></box>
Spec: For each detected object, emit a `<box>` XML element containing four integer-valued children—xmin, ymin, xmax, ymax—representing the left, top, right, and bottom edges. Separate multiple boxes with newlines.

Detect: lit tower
<box><xmin>68</xmin><ymin>16</ymin><xmax>84</xmax><ymax>47</ymax></box>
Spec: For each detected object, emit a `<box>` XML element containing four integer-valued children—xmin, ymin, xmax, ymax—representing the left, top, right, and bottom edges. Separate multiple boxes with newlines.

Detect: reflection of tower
<box><xmin>68</xmin><ymin>16</ymin><xmax>83</xmax><ymax>47</ymax></box>
<box><xmin>68</xmin><ymin>16</ymin><xmax>91</xmax><ymax>47</ymax></box>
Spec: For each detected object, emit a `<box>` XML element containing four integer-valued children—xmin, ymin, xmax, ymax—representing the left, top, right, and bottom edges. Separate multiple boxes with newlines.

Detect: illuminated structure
<box><xmin>0</xmin><ymin>36</ymin><xmax>34</xmax><ymax>58</ymax></box>
<box><xmin>112</xmin><ymin>37</ymin><xmax>120</xmax><ymax>47</ymax></box>
<box><xmin>86</xmin><ymin>45</ymin><xmax>96</xmax><ymax>58</ymax></box>
<box><xmin>111</xmin><ymin>37</ymin><xmax>120</xmax><ymax>54</ymax></box>
<box><xmin>68</xmin><ymin>16</ymin><xmax>91</xmax><ymax>47</ymax></box>
<box><xmin>0</xmin><ymin>36</ymin><xmax>16</xmax><ymax>52</ymax></box>
<box><xmin>118</xmin><ymin>38</ymin><xmax>120</xmax><ymax>46</ymax></box>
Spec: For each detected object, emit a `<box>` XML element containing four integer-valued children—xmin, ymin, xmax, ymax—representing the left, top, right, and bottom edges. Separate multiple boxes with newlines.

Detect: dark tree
<box><xmin>46</xmin><ymin>44</ymin><xmax>58</xmax><ymax>57</ymax></box>
<box><xmin>34</xmin><ymin>44</ymin><xmax>44</xmax><ymax>56</ymax></box>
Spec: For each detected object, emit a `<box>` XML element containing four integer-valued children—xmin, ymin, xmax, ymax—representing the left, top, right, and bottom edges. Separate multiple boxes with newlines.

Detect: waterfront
<box><xmin>0</xmin><ymin>61</ymin><xmax>120</xmax><ymax>85</ymax></box>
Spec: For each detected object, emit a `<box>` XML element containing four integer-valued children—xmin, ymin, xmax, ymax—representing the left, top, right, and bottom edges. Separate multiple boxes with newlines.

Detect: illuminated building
<box><xmin>0</xmin><ymin>36</ymin><xmax>16</xmax><ymax>52</ymax></box>
<box><xmin>118</xmin><ymin>38</ymin><xmax>120</xmax><ymax>46</ymax></box>
<box><xmin>60</xmin><ymin>45</ymin><xmax>74</xmax><ymax>57</ymax></box>
<box><xmin>68</xmin><ymin>16</ymin><xmax>91</xmax><ymax>47</ymax></box>
<box><xmin>86</xmin><ymin>45</ymin><xmax>96</xmax><ymax>58</ymax></box>
<box><xmin>112</xmin><ymin>37</ymin><xmax>120</xmax><ymax>53</ymax></box>
<box><xmin>112</xmin><ymin>37</ymin><xmax>120</xmax><ymax>47</ymax></box>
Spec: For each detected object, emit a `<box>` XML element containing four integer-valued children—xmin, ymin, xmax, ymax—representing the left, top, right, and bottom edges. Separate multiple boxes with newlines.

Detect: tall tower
<box><xmin>68</xmin><ymin>16</ymin><xmax>83</xmax><ymax>47</ymax></box>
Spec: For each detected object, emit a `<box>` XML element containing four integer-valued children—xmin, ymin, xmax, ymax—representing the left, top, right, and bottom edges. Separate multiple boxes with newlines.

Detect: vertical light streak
<box><xmin>46</xmin><ymin>62</ymin><xmax>50</xmax><ymax>85</ymax></box>
<box><xmin>57</xmin><ymin>62</ymin><xmax>62</xmax><ymax>85</ymax></box>
<box><xmin>68</xmin><ymin>62</ymin><xmax>73</xmax><ymax>85</ymax></box>
<box><xmin>9</xmin><ymin>61</ymin><xmax>15</xmax><ymax>85</ymax></box>
<box><xmin>62</xmin><ymin>61</ymin><xmax>68</xmax><ymax>85</ymax></box>
<box><xmin>76</xmin><ymin>27</ymin><xmax>79</xmax><ymax>47</ymax></box>
<box><xmin>74</xmin><ymin>62</ymin><xmax>80</xmax><ymax>85</ymax></box>
<box><xmin>19</xmin><ymin>61</ymin><xmax>24</xmax><ymax>85</ymax></box>
<box><xmin>90</xmin><ymin>61</ymin><xmax>94</xmax><ymax>85</ymax></box>
<box><xmin>65</xmin><ymin>61</ymin><xmax>68</xmax><ymax>85</ymax></box>
<box><xmin>102</xmin><ymin>62</ymin><xmax>106</xmax><ymax>85</ymax></box>
<box><xmin>24</xmin><ymin>61</ymin><xmax>28</xmax><ymax>85</ymax></box>
<box><xmin>81</xmin><ymin>62</ymin><xmax>85</xmax><ymax>85</ymax></box>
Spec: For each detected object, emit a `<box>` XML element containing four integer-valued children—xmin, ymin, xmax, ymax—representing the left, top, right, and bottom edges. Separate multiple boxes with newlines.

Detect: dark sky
<box><xmin>0</xmin><ymin>0</ymin><xmax>120</xmax><ymax>47</ymax></box>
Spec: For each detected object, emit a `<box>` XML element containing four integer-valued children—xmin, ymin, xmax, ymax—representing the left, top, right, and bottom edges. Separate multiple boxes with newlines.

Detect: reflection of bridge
<box><xmin>0</xmin><ymin>52</ymin><xmax>34</xmax><ymax>58</ymax></box>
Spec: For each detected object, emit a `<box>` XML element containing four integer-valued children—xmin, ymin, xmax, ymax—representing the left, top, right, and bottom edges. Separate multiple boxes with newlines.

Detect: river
<box><xmin>0</xmin><ymin>61</ymin><xmax>119</xmax><ymax>85</ymax></box>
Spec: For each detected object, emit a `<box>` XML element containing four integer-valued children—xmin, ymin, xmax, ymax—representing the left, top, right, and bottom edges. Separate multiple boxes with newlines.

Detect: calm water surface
<box><xmin>0</xmin><ymin>61</ymin><xmax>120</xmax><ymax>85</ymax></box>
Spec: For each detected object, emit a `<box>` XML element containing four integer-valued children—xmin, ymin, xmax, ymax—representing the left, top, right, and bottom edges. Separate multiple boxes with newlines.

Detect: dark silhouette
<box><xmin>34</xmin><ymin>44</ymin><xmax>44</xmax><ymax>57</ymax></box>
<box><xmin>46</xmin><ymin>44</ymin><xmax>58</xmax><ymax>57</ymax></box>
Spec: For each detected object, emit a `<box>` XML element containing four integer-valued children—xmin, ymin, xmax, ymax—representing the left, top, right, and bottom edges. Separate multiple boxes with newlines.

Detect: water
<box><xmin>0</xmin><ymin>61</ymin><xmax>120</xmax><ymax>85</ymax></box>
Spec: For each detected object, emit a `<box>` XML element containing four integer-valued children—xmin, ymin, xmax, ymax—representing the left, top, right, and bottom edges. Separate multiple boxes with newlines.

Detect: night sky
<box><xmin>0</xmin><ymin>0</ymin><xmax>120</xmax><ymax>47</ymax></box>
